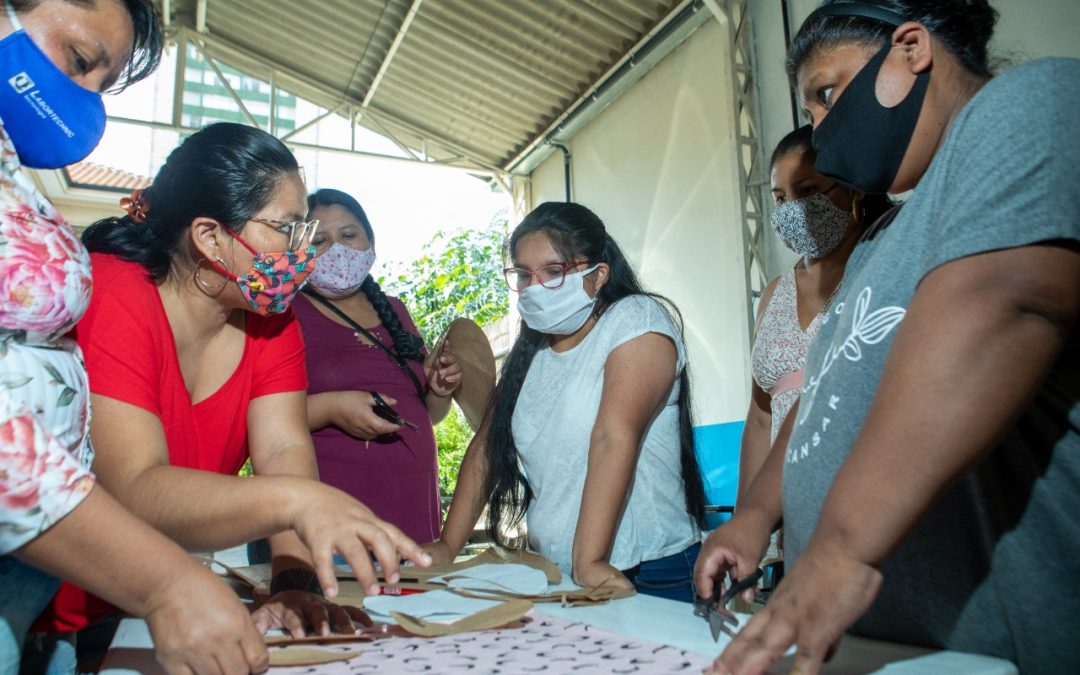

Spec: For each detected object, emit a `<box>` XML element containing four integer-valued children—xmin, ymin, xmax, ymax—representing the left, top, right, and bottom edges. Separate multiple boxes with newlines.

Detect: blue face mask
<box><xmin>0</xmin><ymin>3</ymin><xmax>106</xmax><ymax>169</ymax></box>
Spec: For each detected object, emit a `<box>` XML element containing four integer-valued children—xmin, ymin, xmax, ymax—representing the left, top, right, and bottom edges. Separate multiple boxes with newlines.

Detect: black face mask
<box><xmin>811</xmin><ymin>44</ymin><xmax>929</xmax><ymax>194</ymax></box>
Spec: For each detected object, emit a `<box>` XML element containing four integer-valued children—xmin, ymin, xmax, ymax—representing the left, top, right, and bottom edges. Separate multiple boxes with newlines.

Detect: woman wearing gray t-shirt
<box><xmin>696</xmin><ymin>1</ymin><xmax>1080</xmax><ymax>673</ymax></box>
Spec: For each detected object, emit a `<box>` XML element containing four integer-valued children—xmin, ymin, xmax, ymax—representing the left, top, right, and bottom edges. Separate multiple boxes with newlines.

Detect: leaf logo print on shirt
<box><xmin>798</xmin><ymin>286</ymin><xmax>906</xmax><ymax>426</ymax></box>
<box><xmin>836</xmin><ymin>287</ymin><xmax>907</xmax><ymax>362</ymax></box>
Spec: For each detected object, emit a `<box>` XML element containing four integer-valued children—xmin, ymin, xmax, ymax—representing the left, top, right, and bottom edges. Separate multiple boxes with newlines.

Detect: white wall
<box><xmin>530</xmin><ymin>18</ymin><xmax>750</xmax><ymax>428</ymax></box>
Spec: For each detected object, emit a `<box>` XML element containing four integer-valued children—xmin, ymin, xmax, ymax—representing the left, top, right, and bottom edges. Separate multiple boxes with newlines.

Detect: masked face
<box><xmin>810</xmin><ymin>44</ymin><xmax>929</xmax><ymax>194</ymax></box>
<box><xmin>0</xmin><ymin>4</ymin><xmax>106</xmax><ymax>169</ymax></box>
<box><xmin>212</xmin><ymin>229</ymin><xmax>315</xmax><ymax>315</ymax></box>
<box><xmin>308</xmin><ymin>242</ymin><xmax>375</xmax><ymax>299</ymax></box>
<box><xmin>517</xmin><ymin>264</ymin><xmax>600</xmax><ymax>335</ymax></box>
<box><xmin>770</xmin><ymin>187</ymin><xmax>851</xmax><ymax>259</ymax></box>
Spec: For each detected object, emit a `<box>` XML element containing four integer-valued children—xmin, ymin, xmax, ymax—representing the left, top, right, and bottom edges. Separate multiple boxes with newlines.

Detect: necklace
<box><xmin>353</xmin><ymin>331</ymin><xmax>378</xmax><ymax>348</ymax></box>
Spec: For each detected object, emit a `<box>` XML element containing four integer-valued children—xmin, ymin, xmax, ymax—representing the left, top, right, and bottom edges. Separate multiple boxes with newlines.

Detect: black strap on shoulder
<box><xmin>303</xmin><ymin>289</ymin><xmax>427</xmax><ymax>401</ymax></box>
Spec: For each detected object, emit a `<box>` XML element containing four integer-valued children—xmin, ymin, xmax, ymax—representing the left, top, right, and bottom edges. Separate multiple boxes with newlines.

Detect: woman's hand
<box><xmin>286</xmin><ymin>479</ymin><xmax>431</xmax><ymax>598</ymax></box>
<box><xmin>252</xmin><ymin>591</ymin><xmax>371</xmax><ymax>638</ymax></box>
<box><xmin>145</xmin><ymin>564</ymin><xmax>269</xmax><ymax>675</ymax></box>
<box><xmin>426</xmin><ymin>339</ymin><xmax>462</xmax><ymax>397</ymax></box>
<box><xmin>572</xmin><ymin>560</ymin><xmax>634</xmax><ymax>591</ymax></box>
<box><xmin>328</xmin><ymin>391</ymin><xmax>402</xmax><ymax>440</ymax></box>
<box><xmin>694</xmin><ymin>508</ymin><xmax>773</xmax><ymax>604</ymax></box>
<box><xmin>706</xmin><ymin>541</ymin><xmax>882</xmax><ymax>675</ymax></box>
<box><xmin>420</xmin><ymin>539</ymin><xmax>457</xmax><ymax>565</ymax></box>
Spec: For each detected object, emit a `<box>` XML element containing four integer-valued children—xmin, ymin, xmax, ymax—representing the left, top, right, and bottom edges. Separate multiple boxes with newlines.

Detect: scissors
<box><xmin>693</xmin><ymin>568</ymin><xmax>763</xmax><ymax>642</ymax></box>
<box><xmin>370</xmin><ymin>391</ymin><xmax>419</xmax><ymax>431</ymax></box>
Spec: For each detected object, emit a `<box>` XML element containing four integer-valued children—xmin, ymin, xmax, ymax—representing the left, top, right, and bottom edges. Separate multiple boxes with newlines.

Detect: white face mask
<box><xmin>770</xmin><ymin>191</ymin><xmax>851</xmax><ymax>259</ymax></box>
<box><xmin>517</xmin><ymin>264</ymin><xmax>600</xmax><ymax>335</ymax></box>
<box><xmin>308</xmin><ymin>242</ymin><xmax>375</xmax><ymax>299</ymax></box>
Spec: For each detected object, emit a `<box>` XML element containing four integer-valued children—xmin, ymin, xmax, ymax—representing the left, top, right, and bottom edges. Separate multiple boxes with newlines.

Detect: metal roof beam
<box><xmin>361</xmin><ymin>0</ymin><xmax>423</xmax><ymax>108</ymax></box>
<box><xmin>187</xmin><ymin>28</ymin><xmax>505</xmax><ymax>175</ymax></box>
<box><xmin>278</xmin><ymin>102</ymin><xmax>347</xmax><ymax>142</ymax></box>
<box><xmin>192</xmin><ymin>39</ymin><xmax>261</xmax><ymax>129</ymax></box>
<box><xmin>104</xmin><ymin>114</ymin><xmax>497</xmax><ymax>177</ymax></box>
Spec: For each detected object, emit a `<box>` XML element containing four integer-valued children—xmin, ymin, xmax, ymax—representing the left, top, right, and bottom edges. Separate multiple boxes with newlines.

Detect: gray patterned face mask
<box><xmin>770</xmin><ymin>190</ymin><xmax>850</xmax><ymax>259</ymax></box>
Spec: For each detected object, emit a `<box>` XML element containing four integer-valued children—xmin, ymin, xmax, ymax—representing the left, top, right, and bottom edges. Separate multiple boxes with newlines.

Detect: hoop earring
<box><xmin>851</xmin><ymin>194</ymin><xmax>864</xmax><ymax>226</ymax></box>
<box><xmin>195</xmin><ymin>257</ymin><xmax>229</xmax><ymax>292</ymax></box>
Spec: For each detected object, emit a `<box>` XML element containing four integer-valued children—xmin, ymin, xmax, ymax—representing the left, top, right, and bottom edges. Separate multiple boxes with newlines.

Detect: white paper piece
<box><xmin>363</xmin><ymin>589</ymin><xmax>502</xmax><ymax>623</ymax></box>
<box><xmin>428</xmin><ymin>563</ymin><xmax>549</xmax><ymax>595</ymax></box>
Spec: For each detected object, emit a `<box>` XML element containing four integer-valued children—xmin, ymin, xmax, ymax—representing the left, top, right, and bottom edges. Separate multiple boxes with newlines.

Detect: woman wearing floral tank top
<box><xmin>740</xmin><ymin>127</ymin><xmax>894</xmax><ymax>503</ymax></box>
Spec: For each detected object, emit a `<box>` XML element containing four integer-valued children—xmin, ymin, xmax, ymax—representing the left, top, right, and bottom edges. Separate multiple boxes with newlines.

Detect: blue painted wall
<box><xmin>694</xmin><ymin>421</ymin><xmax>744</xmax><ymax>530</ymax></box>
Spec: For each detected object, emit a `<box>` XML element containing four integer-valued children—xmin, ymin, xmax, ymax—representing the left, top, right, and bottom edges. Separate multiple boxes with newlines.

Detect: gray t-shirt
<box><xmin>783</xmin><ymin>58</ymin><xmax>1080</xmax><ymax>673</ymax></box>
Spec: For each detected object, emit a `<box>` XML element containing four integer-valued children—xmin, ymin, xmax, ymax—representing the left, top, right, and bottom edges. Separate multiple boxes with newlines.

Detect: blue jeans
<box><xmin>0</xmin><ymin>556</ymin><xmax>61</xmax><ymax>675</ymax></box>
<box><xmin>623</xmin><ymin>542</ymin><xmax>701</xmax><ymax>604</ymax></box>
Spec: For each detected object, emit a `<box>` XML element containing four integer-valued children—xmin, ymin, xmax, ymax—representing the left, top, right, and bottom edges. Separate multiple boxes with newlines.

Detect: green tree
<box><xmin>380</xmin><ymin>224</ymin><xmax>509</xmax><ymax>347</ymax></box>
<box><xmin>382</xmin><ymin>220</ymin><xmax>510</xmax><ymax>501</ymax></box>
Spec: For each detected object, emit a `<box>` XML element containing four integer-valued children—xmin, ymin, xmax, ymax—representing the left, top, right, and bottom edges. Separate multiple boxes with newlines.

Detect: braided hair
<box><xmin>306</xmin><ymin>189</ymin><xmax>425</xmax><ymax>364</ymax></box>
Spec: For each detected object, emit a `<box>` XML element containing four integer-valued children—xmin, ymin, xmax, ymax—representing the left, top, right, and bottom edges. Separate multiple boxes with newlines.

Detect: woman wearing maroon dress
<box><xmin>297</xmin><ymin>189</ymin><xmax>461</xmax><ymax>544</ymax></box>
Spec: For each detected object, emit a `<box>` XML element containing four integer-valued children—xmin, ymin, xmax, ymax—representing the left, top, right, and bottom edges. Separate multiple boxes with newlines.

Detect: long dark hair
<box><xmin>787</xmin><ymin>0</ymin><xmax>999</xmax><ymax>85</ymax></box>
<box><xmin>772</xmin><ymin>124</ymin><xmax>895</xmax><ymax>223</ymax></box>
<box><xmin>306</xmin><ymin>188</ymin><xmax>425</xmax><ymax>363</ymax></box>
<box><xmin>484</xmin><ymin>201</ymin><xmax>706</xmax><ymax>548</ymax></box>
<box><xmin>82</xmin><ymin>123</ymin><xmax>299</xmax><ymax>279</ymax></box>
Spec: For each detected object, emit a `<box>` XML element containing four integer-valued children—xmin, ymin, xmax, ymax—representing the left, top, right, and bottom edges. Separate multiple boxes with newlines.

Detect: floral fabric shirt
<box><xmin>0</xmin><ymin>116</ymin><xmax>94</xmax><ymax>555</ymax></box>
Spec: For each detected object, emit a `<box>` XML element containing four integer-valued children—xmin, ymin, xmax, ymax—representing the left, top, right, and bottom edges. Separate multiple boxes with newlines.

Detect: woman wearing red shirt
<box><xmin>41</xmin><ymin>123</ymin><xmax>429</xmax><ymax>642</ymax></box>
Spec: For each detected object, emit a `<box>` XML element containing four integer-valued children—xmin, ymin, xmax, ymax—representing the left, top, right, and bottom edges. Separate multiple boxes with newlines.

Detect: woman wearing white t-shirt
<box><xmin>426</xmin><ymin>201</ymin><xmax>706</xmax><ymax>602</ymax></box>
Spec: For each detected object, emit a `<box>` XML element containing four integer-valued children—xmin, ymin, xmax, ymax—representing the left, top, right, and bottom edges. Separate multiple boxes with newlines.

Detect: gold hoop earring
<box><xmin>851</xmin><ymin>194</ymin><xmax>864</xmax><ymax>226</ymax></box>
<box><xmin>195</xmin><ymin>257</ymin><xmax>229</xmax><ymax>292</ymax></box>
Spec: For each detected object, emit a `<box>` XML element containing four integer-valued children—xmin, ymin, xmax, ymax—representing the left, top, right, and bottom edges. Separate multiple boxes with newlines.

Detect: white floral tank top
<box><xmin>0</xmin><ymin>116</ymin><xmax>95</xmax><ymax>555</ymax></box>
<box><xmin>750</xmin><ymin>270</ymin><xmax>831</xmax><ymax>443</ymax></box>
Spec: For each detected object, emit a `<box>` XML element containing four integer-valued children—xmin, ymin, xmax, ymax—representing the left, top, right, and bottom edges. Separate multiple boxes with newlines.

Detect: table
<box><xmin>101</xmin><ymin>590</ymin><xmax>1017</xmax><ymax>674</ymax></box>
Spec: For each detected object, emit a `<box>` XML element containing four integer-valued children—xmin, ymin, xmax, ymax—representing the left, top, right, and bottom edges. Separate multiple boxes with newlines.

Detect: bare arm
<box><xmin>738</xmin><ymin>276</ymin><xmax>780</xmax><ymax>503</ymax></box>
<box><xmin>246</xmin><ymin>391</ymin><xmax>319</xmax><ymax>574</ymax></box>
<box><xmin>815</xmin><ymin>244</ymin><xmax>1079</xmax><ymax>565</ymax></box>
<box><xmin>426</xmin><ymin>413</ymin><xmax>492</xmax><ymax>559</ymax></box>
<box><xmin>424</xmin><ymin>342</ymin><xmax>461</xmax><ymax>425</ymax></box>
<box><xmin>694</xmin><ymin>398</ymin><xmax>794</xmax><ymax>601</ymax></box>
<box><xmin>89</xmin><ymin>393</ymin><xmax>295</xmax><ymax>550</ymax></box>
<box><xmin>570</xmin><ymin>332</ymin><xmax>679</xmax><ymax>587</ymax></box>
<box><xmin>89</xmin><ymin>390</ymin><xmax>427</xmax><ymax>601</ymax></box>
<box><xmin>306</xmin><ymin>391</ymin><xmax>336</xmax><ymax>431</ymax></box>
<box><xmin>737</xmin><ymin>383</ymin><xmax>773</xmax><ymax>504</ymax></box>
<box><xmin>16</xmin><ymin>486</ymin><xmax>268</xmax><ymax>675</ymax></box>
<box><xmin>719</xmin><ymin>243</ymin><xmax>1080</xmax><ymax>674</ymax></box>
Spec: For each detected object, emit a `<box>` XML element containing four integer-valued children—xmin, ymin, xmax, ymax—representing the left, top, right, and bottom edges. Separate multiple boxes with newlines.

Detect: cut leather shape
<box><xmin>267</xmin><ymin>646</ymin><xmax>360</xmax><ymax>667</ymax></box>
<box><xmin>390</xmin><ymin>598</ymin><xmax>534</xmax><ymax>637</ymax></box>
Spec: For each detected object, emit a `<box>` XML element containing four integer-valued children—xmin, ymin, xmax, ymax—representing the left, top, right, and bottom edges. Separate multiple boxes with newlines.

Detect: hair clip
<box><xmin>120</xmin><ymin>188</ymin><xmax>150</xmax><ymax>223</ymax></box>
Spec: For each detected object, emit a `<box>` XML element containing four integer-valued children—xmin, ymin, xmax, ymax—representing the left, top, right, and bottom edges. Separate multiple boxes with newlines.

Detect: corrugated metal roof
<box><xmin>164</xmin><ymin>0</ymin><xmax>687</xmax><ymax>172</ymax></box>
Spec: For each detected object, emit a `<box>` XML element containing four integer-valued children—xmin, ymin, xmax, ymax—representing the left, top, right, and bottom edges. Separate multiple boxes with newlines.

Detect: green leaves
<box><xmin>435</xmin><ymin>405</ymin><xmax>472</xmax><ymax>496</ymax></box>
<box><xmin>381</xmin><ymin>223</ymin><xmax>510</xmax><ymax>348</ymax></box>
<box><xmin>381</xmin><ymin>220</ymin><xmax>511</xmax><ymax>503</ymax></box>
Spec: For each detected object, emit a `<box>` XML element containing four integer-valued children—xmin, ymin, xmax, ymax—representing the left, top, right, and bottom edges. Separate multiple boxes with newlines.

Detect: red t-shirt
<box><xmin>37</xmin><ymin>253</ymin><xmax>307</xmax><ymax>631</ymax></box>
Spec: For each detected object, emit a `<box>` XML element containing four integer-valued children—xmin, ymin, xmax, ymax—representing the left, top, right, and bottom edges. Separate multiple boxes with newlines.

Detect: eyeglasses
<box><xmin>250</xmin><ymin>218</ymin><xmax>320</xmax><ymax>251</ymax></box>
<box><xmin>503</xmin><ymin>260</ymin><xmax>592</xmax><ymax>292</ymax></box>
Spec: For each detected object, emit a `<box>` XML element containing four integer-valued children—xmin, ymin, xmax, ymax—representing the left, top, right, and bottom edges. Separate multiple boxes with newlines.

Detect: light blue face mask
<box><xmin>0</xmin><ymin>2</ymin><xmax>107</xmax><ymax>168</ymax></box>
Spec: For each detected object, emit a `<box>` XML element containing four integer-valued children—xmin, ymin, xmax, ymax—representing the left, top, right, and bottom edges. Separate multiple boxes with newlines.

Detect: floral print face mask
<box><xmin>212</xmin><ymin>229</ymin><xmax>315</xmax><ymax>315</ymax></box>
<box><xmin>308</xmin><ymin>242</ymin><xmax>375</xmax><ymax>299</ymax></box>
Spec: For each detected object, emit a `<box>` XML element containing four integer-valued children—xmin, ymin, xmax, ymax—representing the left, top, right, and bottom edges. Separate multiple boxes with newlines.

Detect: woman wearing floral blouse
<box><xmin>0</xmin><ymin>1</ymin><xmax>268</xmax><ymax>674</ymax></box>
